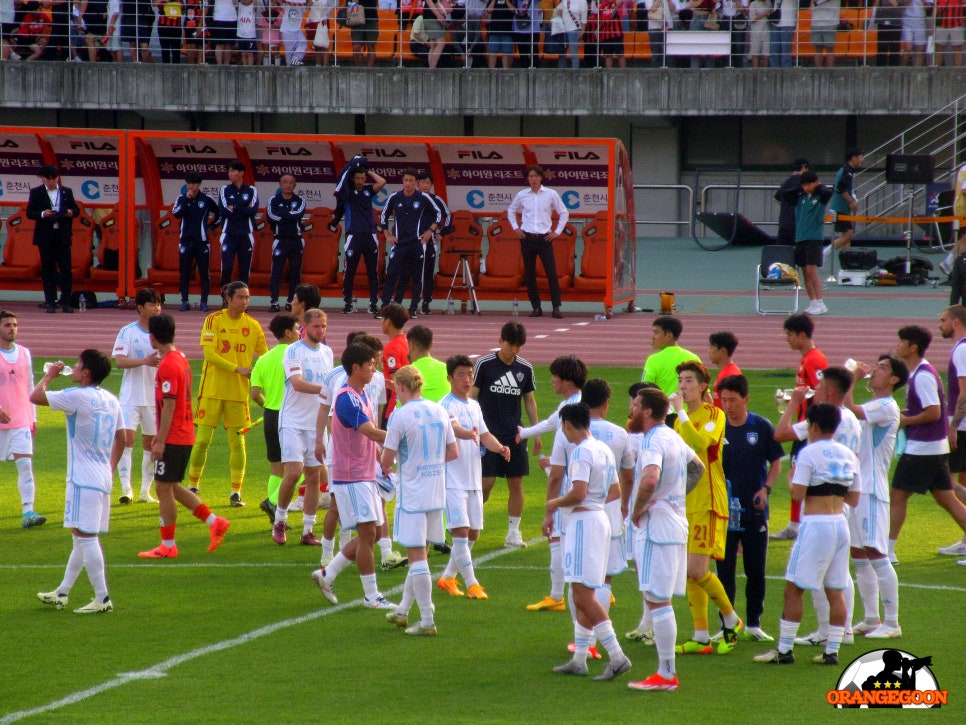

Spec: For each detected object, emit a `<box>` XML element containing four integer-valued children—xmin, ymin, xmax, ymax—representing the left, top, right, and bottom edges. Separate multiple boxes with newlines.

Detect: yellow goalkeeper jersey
<box><xmin>197</xmin><ymin>310</ymin><xmax>268</xmax><ymax>402</ymax></box>
<box><xmin>674</xmin><ymin>402</ymin><xmax>728</xmax><ymax>518</ymax></box>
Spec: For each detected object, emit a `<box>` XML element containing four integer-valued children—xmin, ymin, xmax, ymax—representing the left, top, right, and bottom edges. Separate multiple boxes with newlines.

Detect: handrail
<box><xmin>632</xmin><ymin>183</ymin><xmax>694</xmax><ymax>237</ymax></box>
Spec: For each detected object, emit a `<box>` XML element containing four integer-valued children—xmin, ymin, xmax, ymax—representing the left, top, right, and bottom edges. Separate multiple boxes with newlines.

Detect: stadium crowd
<box><xmin>0</xmin><ymin>0</ymin><xmax>961</xmax><ymax>68</ymax></box>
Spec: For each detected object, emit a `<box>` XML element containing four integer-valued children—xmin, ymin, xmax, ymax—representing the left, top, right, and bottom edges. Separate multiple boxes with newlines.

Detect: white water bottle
<box><xmin>512</xmin><ymin>298</ymin><xmax>519</xmax><ymax>317</ymax></box>
<box><xmin>446</xmin><ymin>298</ymin><xmax>455</xmax><ymax>315</ymax></box>
<box><xmin>79</xmin><ymin>295</ymin><xmax>86</xmax><ymax>312</ymax></box>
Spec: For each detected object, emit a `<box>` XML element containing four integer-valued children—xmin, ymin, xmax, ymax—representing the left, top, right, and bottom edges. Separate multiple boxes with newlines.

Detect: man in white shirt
<box><xmin>507</xmin><ymin>165</ymin><xmax>569</xmax><ymax>319</ymax></box>
<box><xmin>112</xmin><ymin>287</ymin><xmax>162</xmax><ymax>505</ymax></box>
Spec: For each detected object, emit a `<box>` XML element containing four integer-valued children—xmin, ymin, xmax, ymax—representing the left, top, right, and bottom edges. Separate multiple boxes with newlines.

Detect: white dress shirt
<box><xmin>507</xmin><ymin>185</ymin><xmax>569</xmax><ymax>235</ymax></box>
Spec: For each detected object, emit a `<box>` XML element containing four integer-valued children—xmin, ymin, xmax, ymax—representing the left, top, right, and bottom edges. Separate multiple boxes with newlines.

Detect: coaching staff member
<box><xmin>26</xmin><ymin>165</ymin><xmax>80</xmax><ymax>314</ymax></box>
<box><xmin>507</xmin><ymin>165</ymin><xmax>569</xmax><ymax>319</ymax></box>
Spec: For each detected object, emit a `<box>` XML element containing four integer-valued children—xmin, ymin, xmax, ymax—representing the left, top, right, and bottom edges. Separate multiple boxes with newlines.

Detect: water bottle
<box><xmin>726</xmin><ymin>480</ymin><xmax>745</xmax><ymax>532</ymax></box>
<box><xmin>43</xmin><ymin>362</ymin><xmax>74</xmax><ymax>376</ymax></box>
<box><xmin>512</xmin><ymin>298</ymin><xmax>519</xmax><ymax>317</ymax></box>
<box><xmin>461</xmin><ymin>300</ymin><xmax>467</xmax><ymax>314</ymax></box>
<box><xmin>446</xmin><ymin>298</ymin><xmax>455</xmax><ymax>315</ymax></box>
<box><xmin>594</xmin><ymin>314</ymin><xmax>607</xmax><ymax>322</ymax></box>
<box><xmin>79</xmin><ymin>295</ymin><xmax>86</xmax><ymax>312</ymax></box>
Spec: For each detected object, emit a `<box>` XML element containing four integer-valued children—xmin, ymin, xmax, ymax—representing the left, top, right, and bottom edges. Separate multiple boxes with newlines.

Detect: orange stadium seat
<box><xmin>0</xmin><ymin>207</ymin><xmax>41</xmax><ymax>281</ymax></box>
<box><xmin>146</xmin><ymin>212</ymin><xmax>183</xmax><ymax>287</ymax></box>
<box><xmin>435</xmin><ymin>210</ymin><xmax>483</xmax><ymax>290</ymax></box>
<box><xmin>89</xmin><ymin>206</ymin><xmax>120</xmax><ymax>284</ymax></box>
<box><xmin>247</xmin><ymin>215</ymin><xmax>277</xmax><ymax>287</ymax></box>
<box><xmin>301</xmin><ymin>207</ymin><xmax>341</xmax><ymax>287</ymax></box>
<box><xmin>477</xmin><ymin>214</ymin><xmax>523</xmax><ymax>291</ymax></box>
<box><xmin>574</xmin><ymin>212</ymin><xmax>609</xmax><ymax>292</ymax></box>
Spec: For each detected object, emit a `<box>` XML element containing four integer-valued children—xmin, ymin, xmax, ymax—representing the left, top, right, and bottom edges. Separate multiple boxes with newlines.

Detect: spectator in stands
<box><xmin>44</xmin><ymin>0</ymin><xmax>72</xmax><ymax>60</ymax></box>
<box><xmin>26</xmin><ymin>165</ymin><xmax>80</xmax><ymax>314</ymax></box>
<box><xmin>105</xmin><ymin>0</ymin><xmax>124</xmax><ymax>61</ymax></box>
<box><xmin>156</xmin><ymin>0</ymin><xmax>185</xmax><ymax>63</ymax></box>
<box><xmin>236</xmin><ymin>0</ymin><xmax>259</xmax><ymax>65</ymax></box>
<box><xmin>462</xmin><ymin>0</ymin><xmax>488</xmax><ymax>65</ymax></box>
<box><xmin>211</xmin><ymin>0</ymin><xmax>238</xmax><ymax>64</ymax></box>
<box><xmin>721</xmin><ymin>0</ymin><xmax>749</xmax><ymax>67</ymax></box>
<box><xmin>280</xmin><ymin>0</ymin><xmax>308</xmax><ymax>65</ymax></box>
<box><xmin>901</xmin><ymin>0</ymin><xmax>928</xmax><ymax>66</ymax></box>
<box><xmin>79</xmin><ymin>0</ymin><xmax>111</xmax><ymax>62</ymax></box>
<box><xmin>748</xmin><ymin>0</ymin><xmax>771</xmax><ymax>66</ymax></box>
<box><xmin>643</xmin><ymin>0</ymin><xmax>671</xmax><ymax>68</ymax></box>
<box><xmin>351</xmin><ymin>0</ymin><xmax>380</xmax><ymax>67</ymax></box>
<box><xmin>0</xmin><ymin>0</ymin><xmax>13</xmax><ymax>61</ymax></box>
<box><xmin>306</xmin><ymin>0</ymin><xmax>337</xmax><ymax>65</ymax></box>
<box><xmin>485</xmin><ymin>0</ymin><xmax>516</xmax><ymax>68</ymax></box>
<box><xmin>554</xmin><ymin>0</ymin><xmax>587</xmax><ymax>68</ymax></box>
<box><xmin>872</xmin><ymin>0</ymin><xmax>902</xmax><ymax>65</ymax></box>
<box><xmin>420</xmin><ymin>0</ymin><xmax>450</xmax><ymax>68</ymax></box>
<box><xmin>596</xmin><ymin>0</ymin><xmax>625</xmax><ymax>67</ymax></box>
<box><xmin>770</xmin><ymin>0</ymin><xmax>796</xmax><ymax>68</ymax></box>
<box><xmin>686</xmin><ymin>0</ymin><xmax>716</xmax><ymax>68</ymax></box>
<box><xmin>9</xmin><ymin>2</ymin><xmax>50</xmax><ymax>61</ymax></box>
<box><xmin>183</xmin><ymin>0</ymin><xmax>206</xmax><ymax>63</ymax></box>
<box><xmin>934</xmin><ymin>0</ymin><xmax>964</xmax><ymax>67</ymax></box>
<box><xmin>810</xmin><ymin>0</ymin><xmax>840</xmax><ymax>68</ymax></box>
<box><xmin>512</xmin><ymin>0</ymin><xmax>541</xmax><ymax>67</ymax></box>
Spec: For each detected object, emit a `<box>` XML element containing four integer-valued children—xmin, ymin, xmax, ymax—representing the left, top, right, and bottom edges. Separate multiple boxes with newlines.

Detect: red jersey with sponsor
<box><xmin>382</xmin><ymin>333</ymin><xmax>409</xmax><ymax>417</ymax></box>
<box><xmin>156</xmin><ymin>349</ymin><xmax>195</xmax><ymax>446</ymax></box>
<box><xmin>795</xmin><ymin>346</ymin><xmax>827</xmax><ymax>421</ymax></box>
<box><xmin>713</xmin><ymin>361</ymin><xmax>742</xmax><ymax>408</ymax></box>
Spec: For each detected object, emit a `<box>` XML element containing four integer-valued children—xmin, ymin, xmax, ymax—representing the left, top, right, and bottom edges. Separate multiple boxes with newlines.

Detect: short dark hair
<box><xmin>381</xmin><ymin>303</ymin><xmax>409</xmax><ymax>330</ymax></box>
<box><xmin>549</xmin><ymin>355</ymin><xmax>588</xmax><ymax>389</ymax></box>
<box><xmin>269</xmin><ymin>313</ymin><xmax>299</xmax><ymax>341</ymax></box>
<box><xmin>293</xmin><ymin>283</ymin><xmax>321</xmax><ymax>310</ymax></box>
<box><xmin>228</xmin><ymin>160</ymin><xmax>246</xmax><ymax>173</ymax></box>
<box><xmin>406</xmin><ymin>324</ymin><xmax>433</xmax><ymax>350</ymax></box>
<box><xmin>135</xmin><ymin>287</ymin><xmax>162</xmax><ymax>308</ymax></box>
<box><xmin>676</xmin><ymin>360</ymin><xmax>711</xmax><ymax>386</ymax></box>
<box><xmin>559</xmin><ymin>402</ymin><xmax>590</xmax><ymax>430</ymax></box>
<box><xmin>653</xmin><ymin>316</ymin><xmax>683</xmax><ymax>339</ymax></box>
<box><xmin>222</xmin><ymin>281</ymin><xmax>248</xmax><ymax>300</ymax></box>
<box><xmin>581</xmin><ymin>378</ymin><xmax>611</xmax><ymax>409</ymax></box>
<box><xmin>636</xmin><ymin>387</ymin><xmax>669</xmax><ymax>422</ymax></box>
<box><xmin>185</xmin><ymin>171</ymin><xmax>203</xmax><ymax>184</ymax></box>
<box><xmin>446</xmin><ymin>354</ymin><xmax>474</xmax><ymax>377</ymax></box>
<box><xmin>401</xmin><ymin>167</ymin><xmax>418</xmax><ymax>179</ymax></box>
<box><xmin>792</xmin><ymin>157</ymin><xmax>810</xmax><ymax>171</ymax></box>
<box><xmin>416</xmin><ymin>169</ymin><xmax>433</xmax><ymax>182</ymax></box>
<box><xmin>341</xmin><ymin>343</ymin><xmax>376</xmax><ymax>375</ymax></box>
<box><xmin>709</xmin><ymin>331</ymin><xmax>738</xmax><ymax>357</ymax></box>
<box><xmin>717</xmin><ymin>374</ymin><xmax>748</xmax><ymax>398</ymax></box>
<box><xmin>629</xmin><ymin>381</ymin><xmax>658</xmax><ymax>399</ymax></box>
<box><xmin>878</xmin><ymin>354</ymin><xmax>909</xmax><ymax>390</ymax></box>
<box><xmin>525</xmin><ymin>164</ymin><xmax>545</xmax><ymax>179</ymax></box>
<box><xmin>897</xmin><ymin>325</ymin><xmax>931</xmax><ymax>356</ymax></box>
<box><xmin>846</xmin><ymin>147</ymin><xmax>863</xmax><ymax>161</ymax></box>
<box><xmin>806</xmin><ymin>402</ymin><xmax>841</xmax><ymax>434</ymax></box>
<box><xmin>148</xmin><ymin>313</ymin><xmax>176</xmax><ymax>345</ymax></box>
<box><xmin>346</xmin><ymin>330</ymin><xmax>367</xmax><ymax>346</ymax></box>
<box><xmin>800</xmin><ymin>170</ymin><xmax>819</xmax><ymax>185</ymax></box>
<box><xmin>500</xmin><ymin>321</ymin><xmax>527</xmax><ymax>347</ymax></box>
<box><xmin>783</xmin><ymin>312</ymin><xmax>815</xmax><ymax>337</ymax></box>
<box><xmin>38</xmin><ymin>164</ymin><xmax>60</xmax><ymax>180</ymax></box>
<box><xmin>820</xmin><ymin>366</ymin><xmax>853</xmax><ymax>398</ymax></box>
<box><xmin>0</xmin><ymin>310</ymin><xmax>16</xmax><ymax>323</ymax></box>
<box><xmin>79</xmin><ymin>349</ymin><xmax>111</xmax><ymax>385</ymax></box>
<box><xmin>356</xmin><ymin>334</ymin><xmax>383</xmax><ymax>354</ymax></box>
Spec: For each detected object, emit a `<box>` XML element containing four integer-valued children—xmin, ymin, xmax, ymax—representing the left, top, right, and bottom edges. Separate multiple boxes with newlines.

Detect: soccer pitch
<box><xmin>1</xmin><ymin>362</ymin><xmax>963</xmax><ymax>723</ymax></box>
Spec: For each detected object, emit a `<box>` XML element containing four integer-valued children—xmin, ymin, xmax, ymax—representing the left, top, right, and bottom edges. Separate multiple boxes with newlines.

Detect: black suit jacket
<box><xmin>26</xmin><ymin>183</ymin><xmax>80</xmax><ymax>247</ymax></box>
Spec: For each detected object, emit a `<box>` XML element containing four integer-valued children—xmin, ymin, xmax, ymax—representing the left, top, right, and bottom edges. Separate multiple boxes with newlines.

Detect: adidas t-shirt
<box><xmin>472</xmin><ymin>352</ymin><xmax>536</xmax><ymax>441</ymax></box>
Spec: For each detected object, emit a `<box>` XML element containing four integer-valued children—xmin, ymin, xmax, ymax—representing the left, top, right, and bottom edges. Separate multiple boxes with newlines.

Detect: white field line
<box><xmin>0</xmin><ymin>537</ymin><xmax>543</xmax><ymax>724</ymax></box>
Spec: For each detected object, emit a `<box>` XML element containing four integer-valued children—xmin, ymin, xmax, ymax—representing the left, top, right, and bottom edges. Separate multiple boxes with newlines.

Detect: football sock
<box><xmin>508</xmin><ymin>516</ymin><xmax>521</xmax><ymax>535</ymax></box>
<box><xmin>140</xmin><ymin>453</ymin><xmax>154</xmax><ymax>495</ymax></box>
<box><xmin>826</xmin><ymin>625</ymin><xmax>844</xmax><ymax>656</ymax></box>
<box><xmin>398</xmin><ymin>572</ymin><xmax>415</xmax><ymax>614</ymax></box>
<box><xmin>378</xmin><ymin>537</ymin><xmax>392</xmax><ymax>558</ymax></box>
<box><xmin>651</xmin><ymin>604</ymin><xmax>676</xmax><ymax>678</ymax></box>
<box><xmin>325</xmin><ymin>551</ymin><xmax>351</xmax><ymax>581</ymax></box>
<box><xmin>79</xmin><ymin>536</ymin><xmax>108</xmax><ymax>602</ymax></box>
<box><xmin>303</xmin><ymin>514</ymin><xmax>316</xmax><ymax>536</ymax></box>
<box><xmin>118</xmin><ymin>446</ymin><xmax>133</xmax><ymax>494</ymax></box>
<box><xmin>844</xmin><ymin>574</ymin><xmax>855</xmax><ymax>632</ymax></box>
<box><xmin>686</xmin><ymin>578</ymin><xmax>710</xmax><ymax>639</ymax></box>
<box><xmin>411</xmin><ymin>560</ymin><xmax>434</xmax><ymax>626</ymax></box>
<box><xmin>187</xmin><ymin>424</ymin><xmax>215</xmax><ymax>486</ymax></box>
<box><xmin>593</xmin><ymin>620</ymin><xmax>624</xmax><ymax>660</ymax></box>
<box><xmin>778</xmin><ymin>618</ymin><xmax>799</xmax><ymax>654</ymax></box>
<box><xmin>853</xmin><ymin>558</ymin><xmax>880</xmax><ymax>622</ymax></box>
<box><xmin>637</xmin><ymin>599</ymin><xmax>654</xmax><ymax>632</ymax></box>
<box><xmin>227</xmin><ymin>427</ymin><xmax>246</xmax><ymax>493</ymax></box>
<box><xmin>872</xmin><ymin>557</ymin><xmax>900</xmax><ymax>627</ymax></box>
<box><xmin>811</xmin><ymin>589</ymin><xmax>830</xmax><ymax>639</ymax></box>
<box><xmin>360</xmin><ymin>572</ymin><xmax>379</xmax><ymax>600</ymax></box>
<box><xmin>697</xmin><ymin>571</ymin><xmax>737</xmax><ymax>624</ymax></box>
<box><xmin>339</xmin><ymin>528</ymin><xmax>352</xmax><ymax>550</ymax></box>
<box><xmin>192</xmin><ymin>503</ymin><xmax>212</xmax><ymax>524</ymax></box>
<box><xmin>453</xmin><ymin>536</ymin><xmax>478</xmax><ymax>586</ymax></box>
<box><xmin>572</xmin><ymin>624</ymin><xmax>593</xmax><ymax>666</ymax></box>
<box><xmin>160</xmin><ymin>524</ymin><xmax>176</xmax><ymax>548</ymax></box>
<box><xmin>58</xmin><ymin>534</ymin><xmax>86</xmax><ymax>594</ymax></box>
<box><xmin>595</xmin><ymin>583</ymin><xmax>612</xmax><ymax>615</ymax></box>
<box><xmin>549</xmin><ymin>539</ymin><xmax>564</xmax><ymax>600</ymax></box>
<box><xmin>275</xmin><ymin>505</ymin><xmax>289</xmax><ymax>524</ymax></box>
<box><xmin>267</xmin><ymin>474</ymin><xmax>282</xmax><ymax>505</ymax></box>
<box><xmin>321</xmin><ymin>537</ymin><xmax>335</xmax><ymax>559</ymax></box>
<box><xmin>16</xmin><ymin>457</ymin><xmax>35</xmax><ymax>513</ymax></box>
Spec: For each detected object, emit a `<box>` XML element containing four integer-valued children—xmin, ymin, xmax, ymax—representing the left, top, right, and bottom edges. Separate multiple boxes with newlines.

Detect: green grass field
<box><xmin>1</xmin><ymin>362</ymin><xmax>963</xmax><ymax>723</ymax></box>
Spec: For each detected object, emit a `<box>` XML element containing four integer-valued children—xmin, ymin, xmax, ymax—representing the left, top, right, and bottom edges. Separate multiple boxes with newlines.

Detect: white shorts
<box><xmin>121</xmin><ymin>404</ymin><xmax>158</xmax><ymax>436</ymax></box>
<box><xmin>394</xmin><ymin>508</ymin><xmax>446</xmax><ymax>548</ymax></box>
<box><xmin>280</xmin><ymin>426</ymin><xmax>322</xmax><ymax>467</ymax></box>
<box><xmin>606</xmin><ymin>499</ymin><xmax>626</xmax><ymax>576</ymax></box>
<box><xmin>848</xmin><ymin>493</ymin><xmax>889</xmax><ymax>555</ymax></box>
<box><xmin>332</xmin><ymin>481</ymin><xmax>384</xmax><ymax>531</ymax></box>
<box><xmin>635</xmin><ymin>535</ymin><xmax>687</xmax><ymax>601</ymax></box>
<box><xmin>0</xmin><ymin>427</ymin><xmax>33</xmax><ymax>459</ymax></box>
<box><xmin>563</xmin><ymin>510</ymin><xmax>610</xmax><ymax>588</ymax></box>
<box><xmin>785</xmin><ymin>515</ymin><xmax>851</xmax><ymax>591</ymax></box>
<box><xmin>901</xmin><ymin>23</ymin><xmax>927</xmax><ymax>47</ymax></box>
<box><xmin>445</xmin><ymin>488</ymin><xmax>484</xmax><ymax>531</ymax></box>
<box><xmin>936</xmin><ymin>26</ymin><xmax>965</xmax><ymax>46</ymax></box>
<box><xmin>64</xmin><ymin>483</ymin><xmax>110</xmax><ymax>534</ymax></box>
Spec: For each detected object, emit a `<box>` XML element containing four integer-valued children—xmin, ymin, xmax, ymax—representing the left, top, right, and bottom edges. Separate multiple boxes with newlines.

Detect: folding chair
<box><xmin>755</xmin><ymin>245</ymin><xmax>800</xmax><ymax>315</ymax></box>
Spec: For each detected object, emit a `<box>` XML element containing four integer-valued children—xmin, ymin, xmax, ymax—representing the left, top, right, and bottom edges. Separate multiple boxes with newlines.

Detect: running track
<box><xmin>9</xmin><ymin>302</ymin><xmax>953</xmax><ymax>370</ymax></box>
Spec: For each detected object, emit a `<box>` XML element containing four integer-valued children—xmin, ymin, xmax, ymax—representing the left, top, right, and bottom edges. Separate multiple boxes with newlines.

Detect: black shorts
<box><xmin>350</xmin><ymin>24</ymin><xmax>378</xmax><ymax>46</ymax></box>
<box><xmin>481</xmin><ymin>438</ymin><xmax>529</xmax><ymax>479</ymax></box>
<box><xmin>794</xmin><ymin>239</ymin><xmax>823</xmax><ymax>268</ymax></box>
<box><xmin>948</xmin><ymin>432</ymin><xmax>966</xmax><ymax>473</ymax></box>
<box><xmin>209</xmin><ymin>19</ymin><xmax>236</xmax><ymax>43</ymax></box>
<box><xmin>1</xmin><ymin>22</ymin><xmax>17</xmax><ymax>39</ymax></box>
<box><xmin>263</xmin><ymin>408</ymin><xmax>281</xmax><ymax>464</ymax></box>
<box><xmin>237</xmin><ymin>38</ymin><xmax>257</xmax><ymax>52</ymax></box>
<box><xmin>155</xmin><ymin>443</ymin><xmax>192</xmax><ymax>483</ymax></box>
<box><xmin>834</xmin><ymin>219</ymin><xmax>853</xmax><ymax>233</ymax></box>
<box><xmin>892</xmin><ymin>453</ymin><xmax>953</xmax><ymax>494</ymax></box>
<box><xmin>789</xmin><ymin>438</ymin><xmax>806</xmax><ymax>467</ymax></box>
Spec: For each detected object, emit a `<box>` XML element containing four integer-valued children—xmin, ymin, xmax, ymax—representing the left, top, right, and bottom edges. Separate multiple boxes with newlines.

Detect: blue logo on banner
<box><xmin>374</xmin><ymin>189</ymin><xmax>389</xmax><ymax>208</ymax></box>
<box><xmin>467</xmin><ymin>190</ymin><xmax>485</xmax><ymax>209</ymax></box>
<box><xmin>81</xmin><ymin>180</ymin><xmax>101</xmax><ymax>200</ymax></box>
<box><xmin>562</xmin><ymin>190</ymin><xmax>580</xmax><ymax>210</ymax></box>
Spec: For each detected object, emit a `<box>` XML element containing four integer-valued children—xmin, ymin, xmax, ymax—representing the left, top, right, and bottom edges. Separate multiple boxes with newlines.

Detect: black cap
<box><xmin>793</xmin><ymin>158</ymin><xmax>810</xmax><ymax>171</ymax></box>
